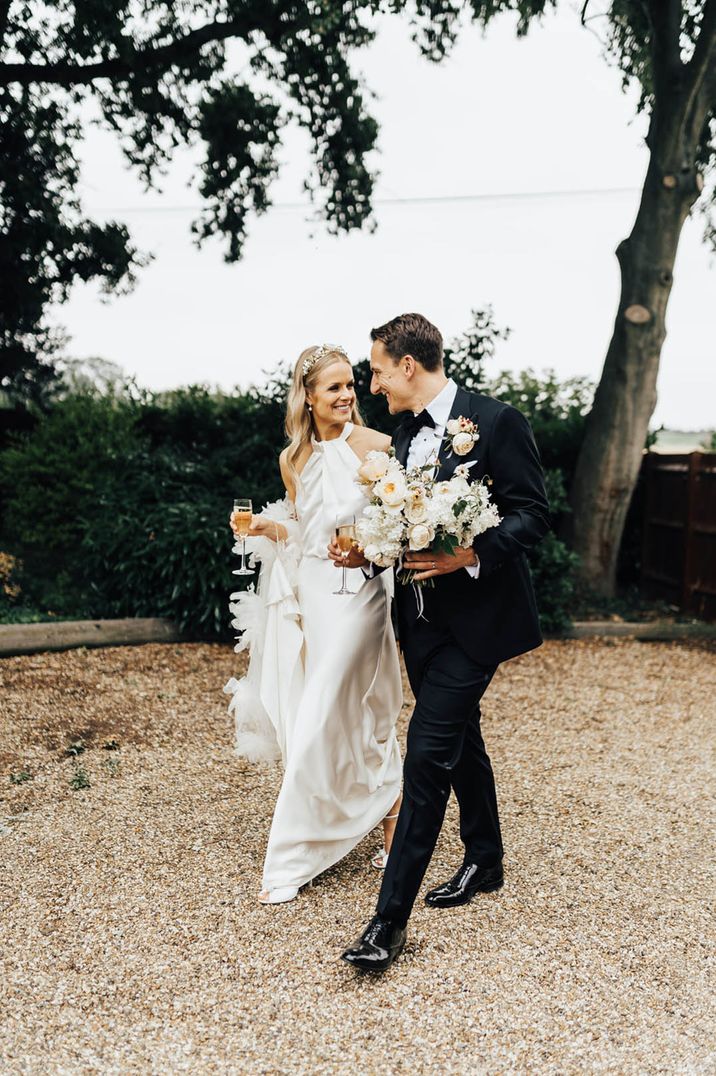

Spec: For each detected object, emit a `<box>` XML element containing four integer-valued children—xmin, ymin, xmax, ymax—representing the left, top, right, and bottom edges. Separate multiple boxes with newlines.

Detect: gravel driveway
<box><xmin>1</xmin><ymin>638</ymin><xmax>714</xmax><ymax>1074</ymax></box>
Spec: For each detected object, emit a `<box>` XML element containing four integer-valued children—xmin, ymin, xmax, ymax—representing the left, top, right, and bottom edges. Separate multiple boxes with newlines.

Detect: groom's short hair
<box><xmin>370</xmin><ymin>313</ymin><xmax>443</xmax><ymax>372</ymax></box>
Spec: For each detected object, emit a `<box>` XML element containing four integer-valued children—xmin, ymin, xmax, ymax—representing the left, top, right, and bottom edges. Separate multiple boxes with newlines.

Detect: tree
<box><xmin>443</xmin><ymin>305</ymin><xmax>511</xmax><ymax>390</ymax></box>
<box><xmin>368</xmin><ymin>0</ymin><xmax>716</xmax><ymax>595</ymax></box>
<box><xmin>0</xmin><ymin>1</ymin><xmax>385</xmax><ymax>399</ymax></box>
<box><xmin>567</xmin><ymin>1</ymin><xmax>716</xmax><ymax>594</ymax></box>
<box><xmin>3</xmin><ymin>3</ymin><xmax>715</xmax><ymax>596</ymax></box>
<box><xmin>405</xmin><ymin>1</ymin><xmax>716</xmax><ymax>595</ymax></box>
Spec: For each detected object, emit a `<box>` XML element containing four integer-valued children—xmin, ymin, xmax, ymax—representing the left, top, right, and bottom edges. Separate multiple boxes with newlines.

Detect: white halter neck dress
<box><xmin>226</xmin><ymin>423</ymin><xmax>403</xmax><ymax>893</ymax></box>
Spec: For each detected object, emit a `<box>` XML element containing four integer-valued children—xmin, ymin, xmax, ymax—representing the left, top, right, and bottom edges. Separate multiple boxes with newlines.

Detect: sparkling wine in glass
<box><xmin>232</xmin><ymin>498</ymin><xmax>254</xmax><ymax>576</ymax></box>
<box><xmin>333</xmin><ymin>515</ymin><xmax>357</xmax><ymax>595</ymax></box>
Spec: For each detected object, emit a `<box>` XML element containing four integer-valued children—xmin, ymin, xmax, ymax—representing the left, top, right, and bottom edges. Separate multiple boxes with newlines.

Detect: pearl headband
<box><xmin>302</xmin><ymin>343</ymin><xmax>349</xmax><ymax>379</ymax></box>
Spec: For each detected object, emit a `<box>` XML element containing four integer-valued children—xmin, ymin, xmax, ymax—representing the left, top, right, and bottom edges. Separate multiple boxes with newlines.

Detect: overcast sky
<box><xmin>63</xmin><ymin>5</ymin><xmax>715</xmax><ymax>429</ymax></box>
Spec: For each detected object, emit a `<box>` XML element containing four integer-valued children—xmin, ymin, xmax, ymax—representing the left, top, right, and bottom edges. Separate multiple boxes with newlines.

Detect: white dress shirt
<box><xmin>407</xmin><ymin>379</ymin><xmax>479</xmax><ymax>578</ymax></box>
<box><xmin>407</xmin><ymin>378</ymin><xmax>458</xmax><ymax>471</ymax></box>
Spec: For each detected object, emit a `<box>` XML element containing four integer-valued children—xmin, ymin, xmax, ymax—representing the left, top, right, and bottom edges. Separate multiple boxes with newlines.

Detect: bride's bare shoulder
<box><xmin>348</xmin><ymin>425</ymin><xmax>391</xmax><ymax>459</ymax></box>
<box><xmin>279</xmin><ymin>445</ymin><xmax>310</xmax><ymax>500</ymax></box>
<box><xmin>278</xmin><ymin>448</ymin><xmax>293</xmax><ymax>499</ymax></box>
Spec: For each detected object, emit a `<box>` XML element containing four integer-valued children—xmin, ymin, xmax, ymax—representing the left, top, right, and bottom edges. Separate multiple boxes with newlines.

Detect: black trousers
<box><xmin>376</xmin><ymin>602</ymin><xmax>503</xmax><ymax>926</ymax></box>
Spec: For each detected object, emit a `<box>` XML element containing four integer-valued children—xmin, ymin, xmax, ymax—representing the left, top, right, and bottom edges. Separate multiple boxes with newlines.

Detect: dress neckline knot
<box><xmin>311</xmin><ymin>422</ymin><xmax>354</xmax><ymax>451</ymax></box>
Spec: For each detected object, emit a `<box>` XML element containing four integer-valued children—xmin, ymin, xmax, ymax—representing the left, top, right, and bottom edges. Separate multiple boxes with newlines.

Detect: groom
<box><xmin>334</xmin><ymin>312</ymin><xmax>550</xmax><ymax>971</ymax></box>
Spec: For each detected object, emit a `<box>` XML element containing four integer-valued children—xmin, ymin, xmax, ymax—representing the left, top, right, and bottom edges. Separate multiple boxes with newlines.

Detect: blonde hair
<box><xmin>284</xmin><ymin>345</ymin><xmax>364</xmax><ymax>486</ymax></box>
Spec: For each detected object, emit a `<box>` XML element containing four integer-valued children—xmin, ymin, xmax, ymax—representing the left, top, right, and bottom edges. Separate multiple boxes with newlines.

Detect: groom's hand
<box><xmin>404</xmin><ymin>546</ymin><xmax>478</xmax><ymax>582</ymax></box>
<box><xmin>328</xmin><ymin>537</ymin><xmax>370</xmax><ymax>570</ymax></box>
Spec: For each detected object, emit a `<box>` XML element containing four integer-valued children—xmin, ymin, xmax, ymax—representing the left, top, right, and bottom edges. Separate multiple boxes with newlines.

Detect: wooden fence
<box><xmin>640</xmin><ymin>452</ymin><xmax>716</xmax><ymax>621</ymax></box>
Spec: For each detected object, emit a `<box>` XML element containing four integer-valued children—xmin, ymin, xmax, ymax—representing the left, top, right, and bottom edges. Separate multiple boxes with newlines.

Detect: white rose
<box><xmin>374</xmin><ymin>474</ymin><xmax>407</xmax><ymax>507</ymax></box>
<box><xmin>449</xmin><ymin>475</ymin><xmax>471</xmax><ymax>495</ymax></box>
<box><xmin>379</xmin><ymin>504</ymin><xmax>403</xmax><ymax>520</ymax></box>
<box><xmin>405</xmin><ymin>495</ymin><xmax>428</xmax><ymax>524</ymax></box>
<box><xmin>452</xmin><ymin>432</ymin><xmax>475</xmax><ymax>456</ymax></box>
<box><xmin>408</xmin><ymin>523</ymin><xmax>433</xmax><ymax>550</ymax></box>
<box><xmin>453</xmin><ymin>461</ymin><xmax>476</xmax><ymax>479</ymax></box>
<box><xmin>446</xmin><ymin>418</ymin><xmax>462</xmax><ymax>436</ymax></box>
<box><xmin>357</xmin><ymin>451</ymin><xmax>390</xmax><ymax>484</ymax></box>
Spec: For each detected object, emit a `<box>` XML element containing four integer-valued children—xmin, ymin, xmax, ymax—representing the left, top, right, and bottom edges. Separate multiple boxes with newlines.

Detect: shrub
<box><xmin>528</xmin><ymin>531</ymin><xmax>580</xmax><ymax>634</ymax></box>
<box><xmin>0</xmin><ymin>384</ymin><xmax>288</xmax><ymax>633</ymax></box>
<box><xmin>0</xmin><ymin>550</ymin><xmax>21</xmax><ymax>602</ymax></box>
<box><xmin>77</xmin><ymin>387</ymin><xmax>287</xmax><ymax>634</ymax></box>
<box><xmin>487</xmin><ymin>368</ymin><xmax>594</xmax><ymax>479</ymax></box>
<box><xmin>0</xmin><ymin>313</ymin><xmax>593</xmax><ymax>636</ymax></box>
<box><xmin>526</xmin><ymin>470</ymin><xmax>580</xmax><ymax>634</ymax></box>
<box><xmin>0</xmin><ymin>549</ymin><xmax>52</xmax><ymax>622</ymax></box>
<box><xmin>80</xmin><ymin>452</ymin><xmax>235</xmax><ymax>635</ymax></box>
<box><xmin>0</xmin><ymin>391</ymin><xmax>142</xmax><ymax>615</ymax></box>
<box><xmin>0</xmin><ymin>391</ymin><xmax>140</xmax><ymax>554</ymax></box>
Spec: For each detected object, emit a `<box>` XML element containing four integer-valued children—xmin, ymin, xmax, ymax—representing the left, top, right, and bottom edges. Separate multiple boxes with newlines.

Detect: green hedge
<box><xmin>0</xmin><ymin>362</ymin><xmax>587</xmax><ymax>635</ymax></box>
<box><xmin>0</xmin><ymin>386</ymin><xmax>286</xmax><ymax>632</ymax></box>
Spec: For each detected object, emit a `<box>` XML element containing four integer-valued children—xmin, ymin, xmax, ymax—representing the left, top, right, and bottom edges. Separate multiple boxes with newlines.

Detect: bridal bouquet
<box><xmin>355</xmin><ymin>450</ymin><xmax>501</xmax><ymax>577</ymax></box>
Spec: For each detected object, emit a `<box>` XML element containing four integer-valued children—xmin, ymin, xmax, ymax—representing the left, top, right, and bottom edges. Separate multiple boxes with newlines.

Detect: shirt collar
<box><xmin>415</xmin><ymin>378</ymin><xmax>457</xmax><ymax>429</ymax></box>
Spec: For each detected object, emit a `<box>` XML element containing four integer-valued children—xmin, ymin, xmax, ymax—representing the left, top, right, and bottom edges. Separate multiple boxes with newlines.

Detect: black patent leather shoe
<box><xmin>341</xmin><ymin>915</ymin><xmax>407</xmax><ymax>972</ymax></box>
<box><xmin>424</xmin><ymin>861</ymin><xmax>504</xmax><ymax>908</ymax></box>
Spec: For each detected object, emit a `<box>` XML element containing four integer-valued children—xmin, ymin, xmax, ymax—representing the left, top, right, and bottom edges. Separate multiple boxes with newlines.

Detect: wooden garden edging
<box><xmin>1</xmin><ymin>617</ymin><xmax>715</xmax><ymax>659</ymax></box>
<box><xmin>561</xmin><ymin>620</ymin><xmax>716</xmax><ymax>641</ymax></box>
<box><xmin>0</xmin><ymin>617</ymin><xmax>185</xmax><ymax>658</ymax></box>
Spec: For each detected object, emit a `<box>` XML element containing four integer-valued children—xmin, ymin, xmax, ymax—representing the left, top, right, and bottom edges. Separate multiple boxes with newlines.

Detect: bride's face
<box><xmin>307</xmin><ymin>360</ymin><xmax>356</xmax><ymax>426</ymax></box>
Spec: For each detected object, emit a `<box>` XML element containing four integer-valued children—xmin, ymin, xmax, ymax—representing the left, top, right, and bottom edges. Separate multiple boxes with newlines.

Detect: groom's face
<box><xmin>369</xmin><ymin>341</ymin><xmax>415</xmax><ymax>414</ymax></box>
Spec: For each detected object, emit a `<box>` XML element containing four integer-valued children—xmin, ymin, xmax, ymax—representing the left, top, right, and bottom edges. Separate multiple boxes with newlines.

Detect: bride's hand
<box><xmin>230</xmin><ymin>512</ymin><xmax>284</xmax><ymax>541</ymax></box>
<box><xmin>327</xmin><ymin>537</ymin><xmax>369</xmax><ymax>569</ymax></box>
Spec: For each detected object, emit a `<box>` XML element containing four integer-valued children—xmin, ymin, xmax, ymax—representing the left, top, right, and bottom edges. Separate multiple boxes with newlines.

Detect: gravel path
<box><xmin>1</xmin><ymin>639</ymin><xmax>714</xmax><ymax>1074</ymax></box>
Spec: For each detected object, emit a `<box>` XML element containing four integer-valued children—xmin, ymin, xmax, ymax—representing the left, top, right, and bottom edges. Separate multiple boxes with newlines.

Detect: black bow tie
<box><xmin>402</xmin><ymin>409</ymin><xmax>436</xmax><ymax>440</ymax></box>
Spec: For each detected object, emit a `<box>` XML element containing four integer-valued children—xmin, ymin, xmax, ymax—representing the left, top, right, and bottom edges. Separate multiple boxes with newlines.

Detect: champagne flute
<box><xmin>333</xmin><ymin>514</ymin><xmax>357</xmax><ymax>595</ymax></box>
<box><xmin>232</xmin><ymin>497</ymin><xmax>255</xmax><ymax>576</ymax></box>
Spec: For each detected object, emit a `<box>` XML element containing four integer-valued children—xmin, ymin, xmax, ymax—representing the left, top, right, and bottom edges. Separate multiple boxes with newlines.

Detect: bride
<box><xmin>225</xmin><ymin>344</ymin><xmax>403</xmax><ymax>904</ymax></box>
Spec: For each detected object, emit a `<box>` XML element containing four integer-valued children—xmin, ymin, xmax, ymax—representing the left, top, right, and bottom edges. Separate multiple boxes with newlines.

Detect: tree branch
<box><xmin>679</xmin><ymin>0</ymin><xmax>716</xmax><ymax>150</ymax></box>
<box><xmin>579</xmin><ymin>1</ymin><xmax>610</xmax><ymax>49</ymax></box>
<box><xmin>685</xmin><ymin>0</ymin><xmax>716</xmax><ymax>95</ymax></box>
<box><xmin>0</xmin><ymin>0</ymin><xmax>11</xmax><ymax>51</ymax></box>
<box><xmin>692</xmin><ymin>52</ymin><xmax>716</xmax><ymax>141</ymax></box>
<box><xmin>0</xmin><ymin>17</ymin><xmax>255</xmax><ymax>86</ymax></box>
<box><xmin>645</xmin><ymin>0</ymin><xmax>683</xmax><ymax>87</ymax></box>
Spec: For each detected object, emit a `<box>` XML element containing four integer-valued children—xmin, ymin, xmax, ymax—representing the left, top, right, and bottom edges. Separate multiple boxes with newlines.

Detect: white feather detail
<box><xmin>229</xmin><ymin>586</ymin><xmax>264</xmax><ymax>653</ymax></box>
<box><xmin>224</xmin><ymin>495</ymin><xmax>303</xmax><ymax>764</ymax></box>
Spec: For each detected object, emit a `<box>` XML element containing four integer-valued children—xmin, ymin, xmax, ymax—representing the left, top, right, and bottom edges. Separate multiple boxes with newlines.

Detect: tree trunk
<box><xmin>569</xmin><ymin>130</ymin><xmax>703</xmax><ymax>596</ymax></box>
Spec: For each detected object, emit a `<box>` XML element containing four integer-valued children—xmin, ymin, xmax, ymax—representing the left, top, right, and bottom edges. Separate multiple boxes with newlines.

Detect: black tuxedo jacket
<box><xmin>391</xmin><ymin>385</ymin><xmax>550</xmax><ymax>666</ymax></box>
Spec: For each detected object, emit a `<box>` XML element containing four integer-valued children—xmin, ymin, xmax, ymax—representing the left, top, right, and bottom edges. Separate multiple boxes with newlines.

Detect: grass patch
<box><xmin>9</xmin><ymin>770</ymin><xmax>32</xmax><ymax>784</ymax></box>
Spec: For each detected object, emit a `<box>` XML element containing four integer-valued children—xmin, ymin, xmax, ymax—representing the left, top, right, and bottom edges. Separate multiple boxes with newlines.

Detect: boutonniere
<box><xmin>445</xmin><ymin>416</ymin><xmax>479</xmax><ymax>456</ymax></box>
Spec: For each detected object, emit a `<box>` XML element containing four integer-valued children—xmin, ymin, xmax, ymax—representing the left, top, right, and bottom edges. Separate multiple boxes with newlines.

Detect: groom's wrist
<box><xmin>457</xmin><ymin>546</ymin><xmax>478</xmax><ymax>567</ymax></box>
<box><xmin>464</xmin><ymin>548</ymin><xmax>480</xmax><ymax>579</ymax></box>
